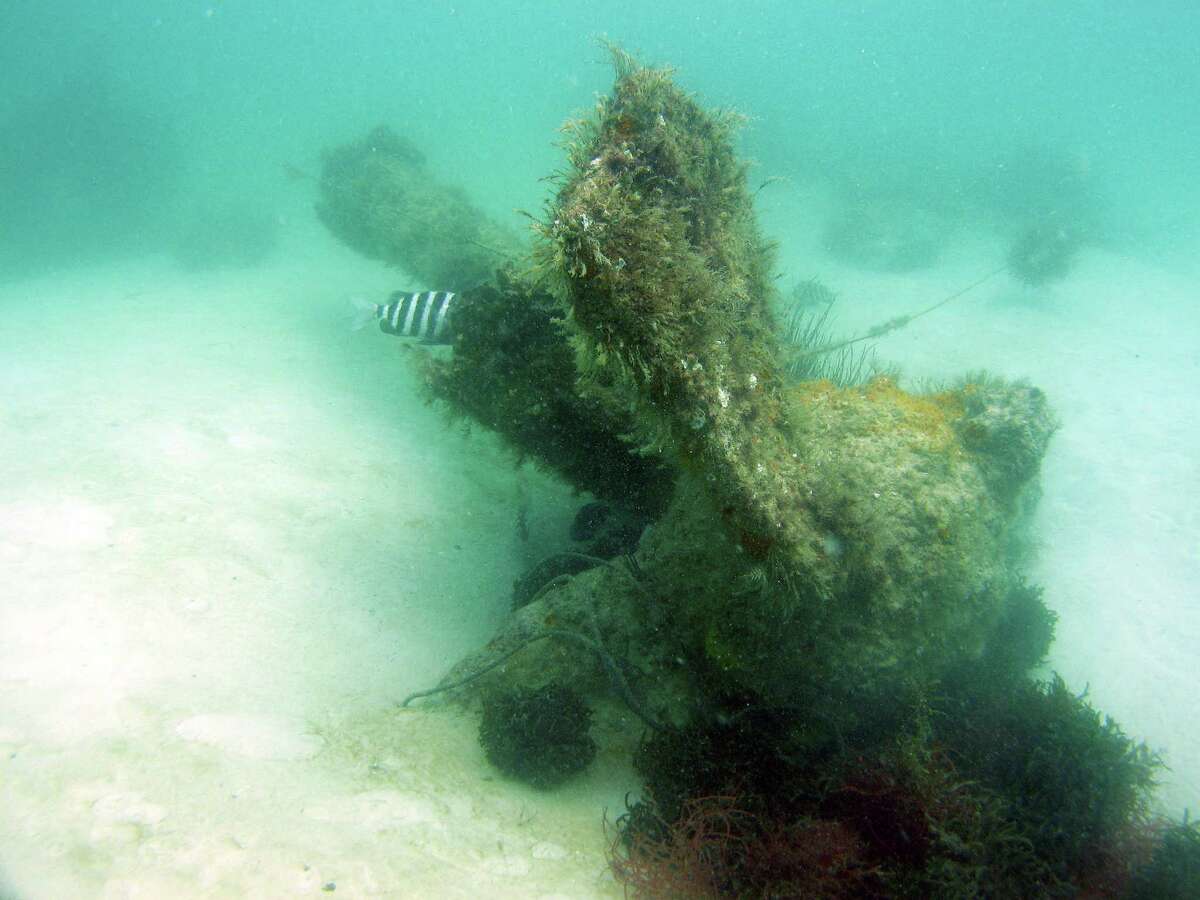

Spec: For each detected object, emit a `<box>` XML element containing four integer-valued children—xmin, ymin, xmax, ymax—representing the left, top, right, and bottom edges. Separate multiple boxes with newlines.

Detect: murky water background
<box><xmin>2</xmin><ymin>2</ymin><xmax>1196</xmax><ymax>895</ymax></box>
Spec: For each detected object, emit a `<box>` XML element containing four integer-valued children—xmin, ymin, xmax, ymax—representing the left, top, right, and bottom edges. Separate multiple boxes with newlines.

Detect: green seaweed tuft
<box><xmin>937</xmin><ymin>672</ymin><xmax>1162</xmax><ymax>878</ymax></box>
<box><xmin>1126</xmin><ymin>817</ymin><xmax>1200</xmax><ymax>899</ymax></box>
<box><xmin>478</xmin><ymin>683</ymin><xmax>596</xmax><ymax>789</ymax></box>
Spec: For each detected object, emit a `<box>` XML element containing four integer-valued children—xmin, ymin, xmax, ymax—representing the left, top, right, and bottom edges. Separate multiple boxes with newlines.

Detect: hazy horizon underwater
<box><xmin>1</xmin><ymin>2</ymin><xmax>1198</xmax><ymax>897</ymax></box>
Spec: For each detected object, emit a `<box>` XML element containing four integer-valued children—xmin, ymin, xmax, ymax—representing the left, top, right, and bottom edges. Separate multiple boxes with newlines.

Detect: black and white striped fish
<box><xmin>351</xmin><ymin>290</ymin><xmax>457</xmax><ymax>343</ymax></box>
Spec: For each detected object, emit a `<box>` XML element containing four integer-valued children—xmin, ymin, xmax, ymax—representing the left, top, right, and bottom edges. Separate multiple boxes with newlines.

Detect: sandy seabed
<box><xmin>0</xmin><ymin>242</ymin><xmax>633</xmax><ymax>898</ymax></box>
<box><xmin>0</xmin><ymin>222</ymin><xmax>1196</xmax><ymax>897</ymax></box>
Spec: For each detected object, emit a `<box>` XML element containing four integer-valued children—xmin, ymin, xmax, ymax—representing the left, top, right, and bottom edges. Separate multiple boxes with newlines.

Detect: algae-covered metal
<box><xmin>524</xmin><ymin>48</ymin><xmax>1058</xmax><ymax>730</ymax></box>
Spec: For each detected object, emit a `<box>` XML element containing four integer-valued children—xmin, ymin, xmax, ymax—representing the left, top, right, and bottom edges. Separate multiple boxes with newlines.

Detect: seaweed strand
<box><xmin>401</xmin><ymin>626</ymin><xmax>671</xmax><ymax>733</ymax></box>
<box><xmin>795</xmin><ymin>264</ymin><xmax>1009</xmax><ymax>361</ymax></box>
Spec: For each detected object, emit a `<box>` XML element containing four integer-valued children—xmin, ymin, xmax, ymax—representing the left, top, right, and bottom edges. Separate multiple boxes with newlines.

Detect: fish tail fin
<box><xmin>348</xmin><ymin>294</ymin><xmax>377</xmax><ymax>332</ymax></box>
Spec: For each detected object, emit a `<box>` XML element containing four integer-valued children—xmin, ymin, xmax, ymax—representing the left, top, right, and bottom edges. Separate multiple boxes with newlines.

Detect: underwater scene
<box><xmin>1</xmin><ymin>2</ymin><xmax>1198</xmax><ymax>897</ymax></box>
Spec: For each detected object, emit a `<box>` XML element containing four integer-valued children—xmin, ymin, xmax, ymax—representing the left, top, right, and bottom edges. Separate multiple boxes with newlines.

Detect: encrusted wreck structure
<box><xmin>317</xmin><ymin>51</ymin><xmax>1198</xmax><ymax>898</ymax></box>
<box><xmin>422</xmin><ymin>51</ymin><xmax>1055</xmax><ymax>741</ymax></box>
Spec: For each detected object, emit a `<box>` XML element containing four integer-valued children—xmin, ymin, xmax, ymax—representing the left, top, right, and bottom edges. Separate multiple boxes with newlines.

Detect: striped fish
<box><xmin>377</xmin><ymin>289</ymin><xmax>457</xmax><ymax>342</ymax></box>
<box><xmin>354</xmin><ymin>290</ymin><xmax>457</xmax><ymax>343</ymax></box>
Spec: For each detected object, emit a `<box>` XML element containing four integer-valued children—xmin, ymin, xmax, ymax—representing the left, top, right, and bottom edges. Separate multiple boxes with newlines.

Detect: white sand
<box><xmin>1</xmin><ymin>216</ymin><xmax>1196</xmax><ymax>897</ymax></box>
<box><xmin>0</xmin><ymin>239</ymin><xmax>632</xmax><ymax>898</ymax></box>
